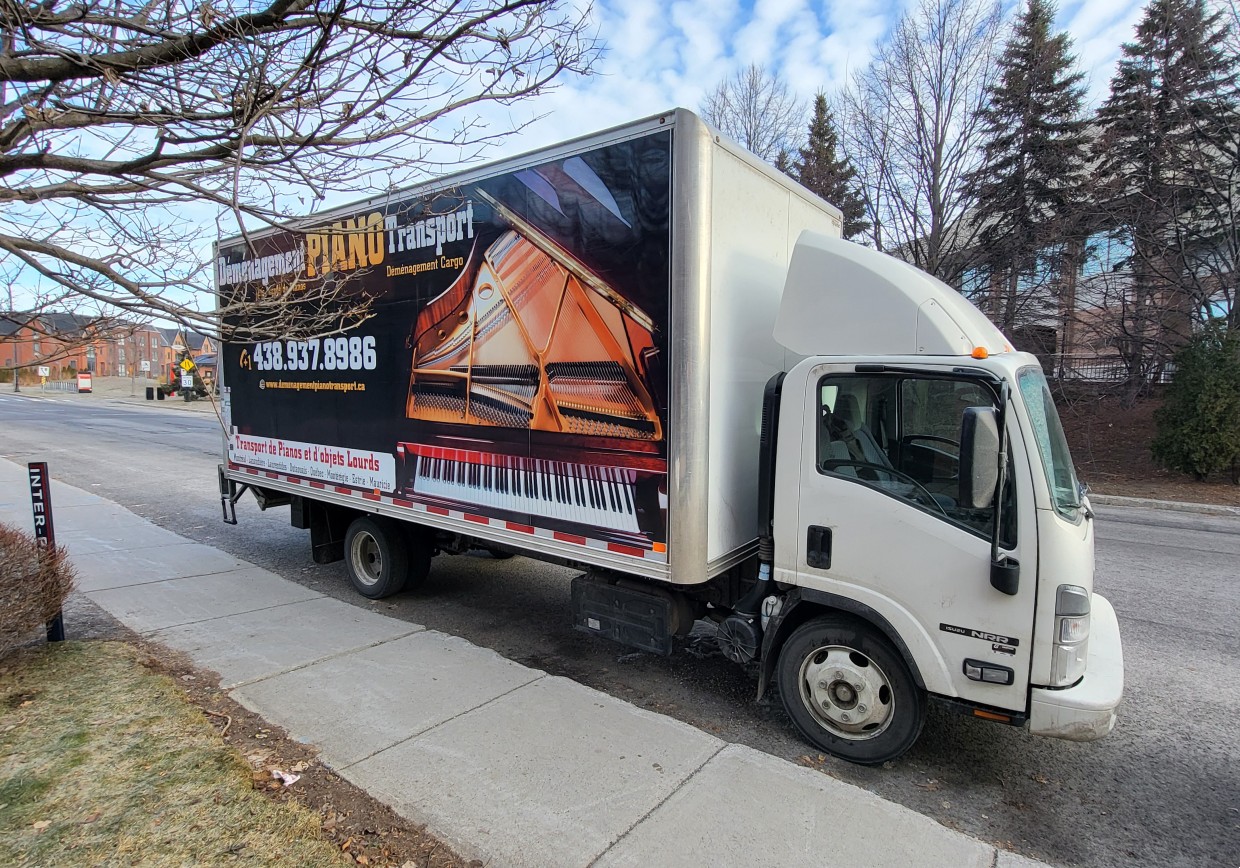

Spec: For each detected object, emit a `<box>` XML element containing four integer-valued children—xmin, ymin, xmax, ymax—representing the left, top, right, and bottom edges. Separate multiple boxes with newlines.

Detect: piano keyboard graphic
<box><xmin>406</xmin><ymin>445</ymin><xmax>642</xmax><ymax>534</ymax></box>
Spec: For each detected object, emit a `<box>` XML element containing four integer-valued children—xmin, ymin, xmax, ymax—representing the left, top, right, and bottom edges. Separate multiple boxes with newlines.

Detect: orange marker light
<box><xmin>971</xmin><ymin>346</ymin><xmax>989</xmax><ymax>360</ymax></box>
<box><xmin>652</xmin><ymin>542</ymin><xmax>667</xmax><ymax>553</ymax></box>
<box><xmin>973</xmin><ymin>709</ymin><xmax>1011</xmax><ymax>723</ymax></box>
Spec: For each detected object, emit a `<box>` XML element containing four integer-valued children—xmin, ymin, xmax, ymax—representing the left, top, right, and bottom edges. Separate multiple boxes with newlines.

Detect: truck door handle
<box><xmin>807</xmin><ymin>525</ymin><xmax>832</xmax><ymax>569</ymax></box>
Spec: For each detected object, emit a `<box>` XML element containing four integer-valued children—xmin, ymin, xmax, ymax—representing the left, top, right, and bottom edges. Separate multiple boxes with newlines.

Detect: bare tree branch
<box><xmin>0</xmin><ymin>0</ymin><xmax>599</xmax><ymax>340</ymax></box>
<box><xmin>837</xmin><ymin>0</ymin><xmax>1002</xmax><ymax>281</ymax></box>
<box><xmin>700</xmin><ymin>64</ymin><xmax>806</xmax><ymax>162</ymax></box>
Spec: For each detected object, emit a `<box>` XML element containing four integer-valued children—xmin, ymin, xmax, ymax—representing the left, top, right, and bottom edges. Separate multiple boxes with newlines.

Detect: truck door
<box><xmin>795</xmin><ymin>363</ymin><xmax>1039</xmax><ymax>713</ymax></box>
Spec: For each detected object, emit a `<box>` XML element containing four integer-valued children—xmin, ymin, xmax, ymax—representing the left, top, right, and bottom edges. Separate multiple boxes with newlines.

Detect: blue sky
<box><xmin>485</xmin><ymin>0</ymin><xmax>1150</xmax><ymax>157</ymax></box>
<box><xmin>4</xmin><ymin>0</ymin><xmax>1155</xmax><ymax>318</ymax></box>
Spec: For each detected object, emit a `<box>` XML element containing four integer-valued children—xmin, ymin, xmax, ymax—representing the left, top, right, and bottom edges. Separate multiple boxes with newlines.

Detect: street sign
<box><xmin>28</xmin><ymin>462</ymin><xmax>55</xmax><ymax>547</ymax></box>
<box><xmin>28</xmin><ymin>462</ymin><xmax>64</xmax><ymax>642</ymax></box>
<box><xmin>180</xmin><ymin>358</ymin><xmax>194</xmax><ymax>372</ymax></box>
<box><xmin>140</xmin><ymin>360</ymin><xmax>151</xmax><ymax>373</ymax></box>
<box><xmin>37</xmin><ymin>366</ymin><xmax>49</xmax><ymax>377</ymax></box>
<box><xmin>181</xmin><ymin>373</ymin><xmax>194</xmax><ymax>388</ymax></box>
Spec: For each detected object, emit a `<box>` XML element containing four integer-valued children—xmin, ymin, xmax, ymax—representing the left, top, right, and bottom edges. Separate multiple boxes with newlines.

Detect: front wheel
<box><xmin>776</xmin><ymin>614</ymin><xmax>925</xmax><ymax>765</ymax></box>
<box><xmin>344</xmin><ymin>516</ymin><xmax>410</xmax><ymax>599</ymax></box>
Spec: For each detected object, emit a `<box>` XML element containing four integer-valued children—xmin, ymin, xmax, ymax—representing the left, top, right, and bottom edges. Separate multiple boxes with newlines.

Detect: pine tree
<box><xmin>963</xmin><ymin>0</ymin><xmax>1089</xmax><ymax>334</ymax></box>
<box><xmin>794</xmin><ymin>93</ymin><xmax>870</xmax><ymax>240</ymax></box>
<box><xmin>1093</xmin><ymin>0</ymin><xmax>1239</xmax><ymax>397</ymax></box>
<box><xmin>774</xmin><ymin>148</ymin><xmax>797</xmax><ymax>179</ymax></box>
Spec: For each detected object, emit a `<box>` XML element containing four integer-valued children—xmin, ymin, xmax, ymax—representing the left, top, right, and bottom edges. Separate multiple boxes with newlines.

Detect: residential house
<box><xmin>161</xmin><ymin>326</ymin><xmax>217</xmax><ymax>385</ymax></box>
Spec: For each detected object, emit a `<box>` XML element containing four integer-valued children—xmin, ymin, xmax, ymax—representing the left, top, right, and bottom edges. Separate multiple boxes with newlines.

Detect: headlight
<box><xmin>1056</xmin><ymin>584</ymin><xmax>1090</xmax><ymax>617</ymax></box>
<box><xmin>1052</xmin><ymin>585</ymin><xmax>1091</xmax><ymax>686</ymax></box>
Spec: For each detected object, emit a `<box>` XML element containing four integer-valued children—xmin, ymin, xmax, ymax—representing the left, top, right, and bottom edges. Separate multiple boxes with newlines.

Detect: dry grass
<box><xmin>0</xmin><ymin>642</ymin><xmax>348</xmax><ymax>867</ymax></box>
<box><xmin>0</xmin><ymin>523</ymin><xmax>75</xmax><ymax>654</ymax></box>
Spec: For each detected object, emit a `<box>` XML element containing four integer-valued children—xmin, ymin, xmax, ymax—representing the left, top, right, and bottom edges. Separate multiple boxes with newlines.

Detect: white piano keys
<box><xmin>412</xmin><ymin>454</ymin><xmax>641</xmax><ymax>533</ymax></box>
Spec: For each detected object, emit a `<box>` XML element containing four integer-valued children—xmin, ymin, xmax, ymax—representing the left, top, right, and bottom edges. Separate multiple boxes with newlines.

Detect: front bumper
<box><xmin>1029</xmin><ymin>594</ymin><xmax>1124</xmax><ymax>741</ymax></box>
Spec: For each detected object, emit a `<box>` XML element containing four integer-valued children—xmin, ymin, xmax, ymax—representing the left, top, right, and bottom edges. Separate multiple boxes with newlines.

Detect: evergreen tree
<box><xmin>1093</xmin><ymin>0</ymin><xmax>1239</xmax><ymax>396</ymax></box>
<box><xmin>794</xmin><ymin>93</ymin><xmax>870</xmax><ymax>240</ymax></box>
<box><xmin>963</xmin><ymin>0</ymin><xmax>1089</xmax><ymax>333</ymax></box>
<box><xmin>774</xmin><ymin>148</ymin><xmax>797</xmax><ymax>179</ymax></box>
<box><xmin>1151</xmin><ymin>325</ymin><xmax>1240</xmax><ymax>482</ymax></box>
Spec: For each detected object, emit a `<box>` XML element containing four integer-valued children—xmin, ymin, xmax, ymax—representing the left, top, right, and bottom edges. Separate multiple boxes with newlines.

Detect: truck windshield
<box><xmin>1017</xmin><ymin>367</ymin><xmax>1081</xmax><ymax>520</ymax></box>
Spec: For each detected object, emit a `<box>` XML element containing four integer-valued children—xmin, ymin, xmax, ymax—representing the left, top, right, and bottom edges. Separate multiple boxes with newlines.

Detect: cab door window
<box><xmin>817</xmin><ymin>374</ymin><xmax>1009</xmax><ymax>542</ymax></box>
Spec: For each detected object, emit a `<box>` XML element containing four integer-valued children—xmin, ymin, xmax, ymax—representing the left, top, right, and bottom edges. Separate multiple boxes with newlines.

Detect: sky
<box><xmin>4</xmin><ymin>0</ymin><xmax>1155</xmax><ymax>321</ymax></box>
<box><xmin>479</xmin><ymin>0</ymin><xmax>1150</xmax><ymax>159</ymax></box>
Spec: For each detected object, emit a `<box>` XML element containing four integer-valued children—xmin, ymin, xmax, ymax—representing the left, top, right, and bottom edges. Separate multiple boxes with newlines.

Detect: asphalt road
<box><xmin>2</xmin><ymin>392</ymin><xmax>1237</xmax><ymax>867</ymax></box>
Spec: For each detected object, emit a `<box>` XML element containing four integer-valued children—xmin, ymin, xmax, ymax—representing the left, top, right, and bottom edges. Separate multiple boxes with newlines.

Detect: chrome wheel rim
<box><xmin>350</xmin><ymin>531</ymin><xmax>383</xmax><ymax>587</ymax></box>
<box><xmin>798</xmin><ymin>645</ymin><xmax>894</xmax><ymax>740</ymax></box>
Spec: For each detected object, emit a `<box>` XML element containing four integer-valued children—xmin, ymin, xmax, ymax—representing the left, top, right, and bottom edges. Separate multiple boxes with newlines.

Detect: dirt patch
<box><xmin>139</xmin><ymin>643</ymin><xmax>473</xmax><ymax>868</ymax></box>
<box><xmin>1055</xmin><ymin>389</ymin><xmax>1240</xmax><ymax>507</ymax></box>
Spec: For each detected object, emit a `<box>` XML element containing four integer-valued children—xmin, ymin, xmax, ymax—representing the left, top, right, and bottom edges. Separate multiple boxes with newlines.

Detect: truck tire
<box><xmin>402</xmin><ymin>524</ymin><xmax>435</xmax><ymax>592</ymax></box>
<box><xmin>776</xmin><ymin>614</ymin><xmax>925</xmax><ymax>765</ymax></box>
<box><xmin>344</xmin><ymin>516</ymin><xmax>410</xmax><ymax>599</ymax></box>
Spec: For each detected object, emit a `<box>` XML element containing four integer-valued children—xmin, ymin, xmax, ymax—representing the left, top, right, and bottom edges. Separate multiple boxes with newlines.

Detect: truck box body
<box><xmin>218</xmin><ymin>110</ymin><xmax>843</xmax><ymax>586</ymax></box>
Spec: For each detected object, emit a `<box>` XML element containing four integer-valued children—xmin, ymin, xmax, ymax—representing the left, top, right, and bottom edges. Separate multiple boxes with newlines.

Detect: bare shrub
<box><xmin>0</xmin><ymin>522</ymin><xmax>76</xmax><ymax>653</ymax></box>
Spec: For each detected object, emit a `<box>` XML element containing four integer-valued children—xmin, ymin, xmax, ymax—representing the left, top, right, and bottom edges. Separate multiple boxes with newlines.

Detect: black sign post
<box><xmin>28</xmin><ymin>462</ymin><xmax>65</xmax><ymax>642</ymax></box>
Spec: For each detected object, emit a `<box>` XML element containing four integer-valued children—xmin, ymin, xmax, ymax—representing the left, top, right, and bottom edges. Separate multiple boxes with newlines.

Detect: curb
<box><xmin>112</xmin><ymin>397</ymin><xmax>219</xmax><ymax>415</ymax></box>
<box><xmin>1088</xmin><ymin>493</ymin><xmax>1240</xmax><ymax>517</ymax></box>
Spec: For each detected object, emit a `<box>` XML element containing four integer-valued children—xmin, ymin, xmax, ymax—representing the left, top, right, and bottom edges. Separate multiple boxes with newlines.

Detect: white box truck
<box><xmin>217</xmin><ymin>109</ymin><xmax>1123</xmax><ymax>764</ymax></box>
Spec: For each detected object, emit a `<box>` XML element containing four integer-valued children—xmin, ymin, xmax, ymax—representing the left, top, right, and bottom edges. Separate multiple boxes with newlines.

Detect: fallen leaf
<box><xmin>1031</xmin><ymin>772</ymin><xmax>1050</xmax><ymax>785</ymax></box>
<box><xmin>19</xmin><ymin>700</ymin><xmax>33</xmax><ymax>708</ymax></box>
<box><xmin>80</xmin><ymin>811</ymin><xmax>102</xmax><ymax>824</ymax></box>
<box><xmin>32</xmin><ymin>820</ymin><xmax>51</xmax><ymax>832</ymax></box>
<box><xmin>357</xmin><ymin>856</ymin><xmax>370</xmax><ymax>866</ymax></box>
<box><xmin>915</xmin><ymin>779</ymin><xmax>942</xmax><ymax>791</ymax></box>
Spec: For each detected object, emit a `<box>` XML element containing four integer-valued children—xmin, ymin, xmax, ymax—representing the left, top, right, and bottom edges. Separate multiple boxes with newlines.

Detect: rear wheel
<box><xmin>776</xmin><ymin>614</ymin><xmax>925</xmax><ymax>765</ymax></box>
<box><xmin>344</xmin><ymin>516</ymin><xmax>410</xmax><ymax>599</ymax></box>
<box><xmin>402</xmin><ymin>524</ymin><xmax>435</xmax><ymax>592</ymax></box>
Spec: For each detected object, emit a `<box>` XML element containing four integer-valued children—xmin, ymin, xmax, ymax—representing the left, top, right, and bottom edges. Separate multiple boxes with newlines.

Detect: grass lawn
<box><xmin>0</xmin><ymin>641</ymin><xmax>347</xmax><ymax>867</ymax></box>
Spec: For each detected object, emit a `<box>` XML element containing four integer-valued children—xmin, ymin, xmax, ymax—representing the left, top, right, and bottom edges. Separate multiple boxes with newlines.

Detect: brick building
<box><xmin>0</xmin><ymin>314</ymin><xmax>211</xmax><ymax>382</ymax></box>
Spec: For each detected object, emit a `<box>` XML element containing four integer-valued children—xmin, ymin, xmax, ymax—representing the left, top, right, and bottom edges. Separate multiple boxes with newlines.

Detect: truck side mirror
<box><xmin>959</xmin><ymin>407</ymin><xmax>1000</xmax><ymax>509</ymax></box>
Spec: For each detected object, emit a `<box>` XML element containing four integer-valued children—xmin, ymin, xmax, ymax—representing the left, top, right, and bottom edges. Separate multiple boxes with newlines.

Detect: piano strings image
<box><xmin>398</xmin><ymin>191</ymin><xmax>668</xmax><ymax>549</ymax></box>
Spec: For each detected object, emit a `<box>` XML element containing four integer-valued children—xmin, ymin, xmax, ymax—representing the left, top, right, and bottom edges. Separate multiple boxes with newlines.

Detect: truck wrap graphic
<box><xmin>221</xmin><ymin>131</ymin><xmax>673</xmax><ymax>550</ymax></box>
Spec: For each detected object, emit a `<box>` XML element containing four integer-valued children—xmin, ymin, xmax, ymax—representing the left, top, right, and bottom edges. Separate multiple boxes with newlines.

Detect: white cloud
<box><xmin>336</xmin><ymin>0</ymin><xmax>1153</xmax><ymax>166</ymax></box>
<box><xmin>734</xmin><ymin>0</ymin><xmax>814</xmax><ymax>65</ymax></box>
<box><xmin>1058</xmin><ymin>0</ymin><xmax>1147</xmax><ymax>106</ymax></box>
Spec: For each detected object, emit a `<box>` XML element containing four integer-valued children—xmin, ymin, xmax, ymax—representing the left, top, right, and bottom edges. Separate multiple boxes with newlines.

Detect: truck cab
<box><xmin>747</xmin><ymin>233</ymin><xmax>1124</xmax><ymax>764</ymax></box>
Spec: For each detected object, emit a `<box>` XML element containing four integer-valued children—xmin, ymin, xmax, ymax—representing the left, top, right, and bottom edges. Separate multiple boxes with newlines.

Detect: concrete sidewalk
<box><xmin>13</xmin><ymin>375</ymin><xmax>219</xmax><ymax>414</ymax></box>
<box><xmin>0</xmin><ymin>458</ymin><xmax>1046</xmax><ymax>868</ymax></box>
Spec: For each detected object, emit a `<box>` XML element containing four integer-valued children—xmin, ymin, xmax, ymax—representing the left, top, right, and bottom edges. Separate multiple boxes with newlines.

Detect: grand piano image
<box><xmin>397</xmin><ymin>190</ymin><xmax>668</xmax><ymax>549</ymax></box>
